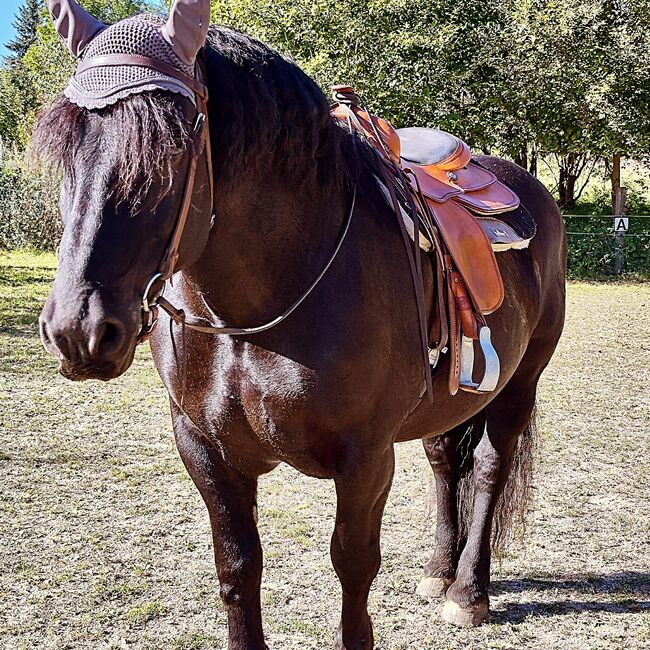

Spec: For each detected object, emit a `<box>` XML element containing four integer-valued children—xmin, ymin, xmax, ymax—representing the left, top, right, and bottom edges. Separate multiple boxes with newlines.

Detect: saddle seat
<box><xmin>398</xmin><ymin>127</ymin><xmax>471</xmax><ymax>170</ymax></box>
<box><xmin>330</xmin><ymin>86</ymin><xmax>530</xmax><ymax>396</ymax></box>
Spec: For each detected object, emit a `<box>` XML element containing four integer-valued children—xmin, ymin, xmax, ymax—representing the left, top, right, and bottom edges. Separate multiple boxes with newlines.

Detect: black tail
<box><xmin>456</xmin><ymin>406</ymin><xmax>539</xmax><ymax>554</ymax></box>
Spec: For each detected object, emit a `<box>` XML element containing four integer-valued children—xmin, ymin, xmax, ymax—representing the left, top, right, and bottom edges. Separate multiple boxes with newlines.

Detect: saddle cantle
<box><xmin>331</xmin><ymin>86</ymin><xmax>531</xmax><ymax>396</ymax></box>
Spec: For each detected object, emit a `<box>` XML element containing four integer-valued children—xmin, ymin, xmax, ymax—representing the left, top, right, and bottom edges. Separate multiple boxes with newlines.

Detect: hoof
<box><xmin>440</xmin><ymin>599</ymin><xmax>489</xmax><ymax>627</ymax></box>
<box><xmin>416</xmin><ymin>576</ymin><xmax>451</xmax><ymax>600</ymax></box>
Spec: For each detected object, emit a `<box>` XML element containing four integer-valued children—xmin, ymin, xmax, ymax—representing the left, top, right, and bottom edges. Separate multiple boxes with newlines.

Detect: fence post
<box><xmin>613</xmin><ymin>186</ymin><xmax>627</xmax><ymax>275</ymax></box>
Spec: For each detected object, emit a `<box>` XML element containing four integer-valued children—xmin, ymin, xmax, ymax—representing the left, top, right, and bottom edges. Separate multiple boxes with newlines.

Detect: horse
<box><xmin>36</xmin><ymin>1</ymin><xmax>566</xmax><ymax>647</ymax></box>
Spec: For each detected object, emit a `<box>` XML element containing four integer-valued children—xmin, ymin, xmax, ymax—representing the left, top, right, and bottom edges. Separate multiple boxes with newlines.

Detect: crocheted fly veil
<box><xmin>46</xmin><ymin>0</ymin><xmax>210</xmax><ymax>109</ymax></box>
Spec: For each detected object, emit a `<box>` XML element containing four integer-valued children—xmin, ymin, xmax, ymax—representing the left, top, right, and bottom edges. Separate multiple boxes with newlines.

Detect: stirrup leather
<box><xmin>459</xmin><ymin>326</ymin><xmax>500</xmax><ymax>393</ymax></box>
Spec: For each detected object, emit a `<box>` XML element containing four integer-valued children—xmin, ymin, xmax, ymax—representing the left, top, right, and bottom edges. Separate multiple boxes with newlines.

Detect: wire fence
<box><xmin>562</xmin><ymin>214</ymin><xmax>650</xmax><ymax>278</ymax></box>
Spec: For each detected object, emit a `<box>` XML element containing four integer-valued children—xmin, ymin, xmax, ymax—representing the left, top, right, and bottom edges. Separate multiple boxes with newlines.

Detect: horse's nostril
<box><xmin>97</xmin><ymin>320</ymin><xmax>125</xmax><ymax>357</ymax></box>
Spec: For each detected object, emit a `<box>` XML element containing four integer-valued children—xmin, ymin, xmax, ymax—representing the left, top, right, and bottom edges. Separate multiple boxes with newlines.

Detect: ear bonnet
<box><xmin>46</xmin><ymin>0</ymin><xmax>210</xmax><ymax>110</ymax></box>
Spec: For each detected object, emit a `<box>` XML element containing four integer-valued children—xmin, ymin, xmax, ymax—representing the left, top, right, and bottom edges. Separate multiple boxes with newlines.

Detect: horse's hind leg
<box><xmin>331</xmin><ymin>445</ymin><xmax>395</xmax><ymax>650</ymax></box>
<box><xmin>172</xmin><ymin>405</ymin><xmax>267</xmax><ymax>650</ymax></box>
<box><xmin>441</xmin><ymin>375</ymin><xmax>539</xmax><ymax>627</ymax></box>
<box><xmin>417</xmin><ymin>415</ymin><xmax>484</xmax><ymax>600</ymax></box>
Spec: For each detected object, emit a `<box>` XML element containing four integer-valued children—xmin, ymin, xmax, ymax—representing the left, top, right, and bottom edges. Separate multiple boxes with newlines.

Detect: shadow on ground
<box><xmin>490</xmin><ymin>571</ymin><xmax>650</xmax><ymax>623</ymax></box>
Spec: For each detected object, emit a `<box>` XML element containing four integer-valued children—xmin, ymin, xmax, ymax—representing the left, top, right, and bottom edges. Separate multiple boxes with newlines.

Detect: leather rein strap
<box><xmin>157</xmin><ymin>186</ymin><xmax>356</xmax><ymax>336</ymax></box>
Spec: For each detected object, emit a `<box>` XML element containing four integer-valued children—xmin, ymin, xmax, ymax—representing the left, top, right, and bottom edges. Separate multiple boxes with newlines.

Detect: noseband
<box><xmin>78</xmin><ymin>54</ymin><xmax>357</xmax><ymax>344</ymax></box>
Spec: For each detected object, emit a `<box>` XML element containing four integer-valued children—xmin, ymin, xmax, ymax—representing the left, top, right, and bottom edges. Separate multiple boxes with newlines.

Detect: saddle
<box><xmin>331</xmin><ymin>86</ymin><xmax>528</xmax><ymax>397</ymax></box>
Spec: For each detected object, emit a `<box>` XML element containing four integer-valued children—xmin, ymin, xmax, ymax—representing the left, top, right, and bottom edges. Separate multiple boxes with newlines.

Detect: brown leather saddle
<box><xmin>331</xmin><ymin>86</ymin><xmax>528</xmax><ymax>396</ymax></box>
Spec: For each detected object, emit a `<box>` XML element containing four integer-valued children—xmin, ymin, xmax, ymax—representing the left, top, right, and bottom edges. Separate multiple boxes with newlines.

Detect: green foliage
<box><xmin>564</xmin><ymin>214</ymin><xmax>650</xmax><ymax>279</ymax></box>
<box><xmin>211</xmin><ymin>0</ymin><xmax>650</xmax><ymax>160</ymax></box>
<box><xmin>0</xmin><ymin>146</ymin><xmax>61</xmax><ymax>250</ymax></box>
<box><xmin>0</xmin><ymin>0</ymin><xmax>648</xmax><ymax>277</ymax></box>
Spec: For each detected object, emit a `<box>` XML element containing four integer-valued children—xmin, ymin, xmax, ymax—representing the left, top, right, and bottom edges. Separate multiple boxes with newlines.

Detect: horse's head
<box><xmin>37</xmin><ymin>0</ymin><xmax>212</xmax><ymax>381</ymax></box>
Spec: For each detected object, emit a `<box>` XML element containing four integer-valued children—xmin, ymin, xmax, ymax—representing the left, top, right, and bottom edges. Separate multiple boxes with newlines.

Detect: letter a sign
<box><xmin>614</xmin><ymin>216</ymin><xmax>629</xmax><ymax>233</ymax></box>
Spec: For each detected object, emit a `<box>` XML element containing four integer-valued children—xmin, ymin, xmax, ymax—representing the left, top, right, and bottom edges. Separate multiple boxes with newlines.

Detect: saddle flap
<box><xmin>405</xmin><ymin>161</ymin><xmax>496</xmax><ymax>203</ymax></box>
<box><xmin>428</xmin><ymin>199</ymin><xmax>504</xmax><ymax>315</ymax></box>
<box><xmin>454</xmin><ymin>181</ymin><xmax>520</xmax><ymax>214</ymax></box>
<box><xmin>407</xmin><ymin>164</ymin><xmax>462</xmax><ymax>202</ymax></box>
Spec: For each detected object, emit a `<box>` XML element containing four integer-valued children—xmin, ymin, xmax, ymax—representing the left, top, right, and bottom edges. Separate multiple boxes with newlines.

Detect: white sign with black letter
<box><xmin>614</xmin><ymin>216</ymin><xmax>629</xmax><ymax>233</ymax></box>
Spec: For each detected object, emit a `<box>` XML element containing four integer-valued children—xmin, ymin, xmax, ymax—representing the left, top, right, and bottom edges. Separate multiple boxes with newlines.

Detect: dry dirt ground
<box><xmin>1</xmin><ymin>251</ymin><xmax>649</xmax><ymax>650</ymax></box>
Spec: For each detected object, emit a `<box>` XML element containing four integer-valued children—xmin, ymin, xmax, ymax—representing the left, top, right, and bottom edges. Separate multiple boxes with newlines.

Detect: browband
<box><xmin>76</xmin><ymin>54</ymin><xmax>208</xmax><ymax>100</ymax></box>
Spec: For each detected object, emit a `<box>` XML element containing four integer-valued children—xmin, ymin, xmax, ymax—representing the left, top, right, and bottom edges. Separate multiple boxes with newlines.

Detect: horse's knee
<box><xmin>218</xmin><ymin>553</ymin><xmax>262</xmax><ymax>607</ymax></box>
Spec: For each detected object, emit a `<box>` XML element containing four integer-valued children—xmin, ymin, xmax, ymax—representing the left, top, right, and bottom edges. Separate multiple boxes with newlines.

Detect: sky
<box><xmin>1</xmin><ymin>0</ymin><xmax>26</xmax><ymax>58</ymax></box>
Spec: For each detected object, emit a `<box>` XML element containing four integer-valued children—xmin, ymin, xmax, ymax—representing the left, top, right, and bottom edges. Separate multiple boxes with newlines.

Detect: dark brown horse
<box><xmin>36</xmin><ymin>4</ymin><xmax>566</xmax><ymax>648</ymax></box>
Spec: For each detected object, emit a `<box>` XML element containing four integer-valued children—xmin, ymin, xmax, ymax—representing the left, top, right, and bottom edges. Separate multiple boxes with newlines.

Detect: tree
<box><xmin>0</xmin><ymin>0</ymin><xmax>157</xmax><ymax>147</ymax></box>
<box><xmin>5</xmin><ymin>0</ymin><xmax>42</xmax><ymax>61</ymax></box>
<box><xmin>212</xmin><ymin>0</ymin><xmax>650</xmax><ymax>210</ymax></box>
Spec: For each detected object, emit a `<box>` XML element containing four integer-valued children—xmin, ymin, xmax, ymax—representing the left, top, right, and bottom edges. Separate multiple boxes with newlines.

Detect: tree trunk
<box><xmin>558</xmin><ymin>153</ymin><xmax>579</xmax><ymax>211</ymax></box>
<box><xmin>529</xmin><ymin>149</ymin><xmax>538</xmax><ymax>177</ymax></box>
<box><xmin>611</xmin><ymin>152</ymin><xmax>621</xmax><ymax>215</ymax></box>
<box><xmin>513</xmin><ymin>148</ymin><xmax>528</xmax><ymax>170</ymax></box>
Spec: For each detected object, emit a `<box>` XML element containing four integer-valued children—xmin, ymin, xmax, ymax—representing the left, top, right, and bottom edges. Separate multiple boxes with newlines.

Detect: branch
<box><xmin>574</xmin><ymin>157</ymin><xmax>600</xmax><ymax>203</ymax></box>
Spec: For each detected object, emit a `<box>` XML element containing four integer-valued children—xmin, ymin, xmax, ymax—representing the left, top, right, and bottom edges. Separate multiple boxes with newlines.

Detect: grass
<box><xmin>0</xmin><ymin>250</ymin><xmax>648</xmax><ymax>649</ymax></box>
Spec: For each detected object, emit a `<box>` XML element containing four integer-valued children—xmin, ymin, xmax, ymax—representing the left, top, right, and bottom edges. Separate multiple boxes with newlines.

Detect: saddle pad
<box><xmin>427</xmin><ymin>199</ymin><xmax>504</xmax><ymax>315</ymax></box>
<box><xmin>406</xmin><ymin>161</ymin><xmax>497</xmax><ymax>203</ymax></box>
<box><xmin>476</xmin><ymin>217</ymin><xmax>532</xmax><ymax>251</ymax></box>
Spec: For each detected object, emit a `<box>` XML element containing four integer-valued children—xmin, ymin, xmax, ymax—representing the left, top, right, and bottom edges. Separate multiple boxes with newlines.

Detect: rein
<box><xmin>77</xmin><ymin>54</ymin><xmax>359</xmax><ymax>344</ymax></box>
<box><xmin>155</xmin><ymin>186</ymin><xmax>356</xmax><ymax>335</ymax></box>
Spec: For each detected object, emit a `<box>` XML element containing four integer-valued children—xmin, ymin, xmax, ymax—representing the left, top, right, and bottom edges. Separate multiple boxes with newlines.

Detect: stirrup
<box><xmin>459</xmin><ymin>326</ymin><xmax>500</xmax><ymax>393</ymax></box>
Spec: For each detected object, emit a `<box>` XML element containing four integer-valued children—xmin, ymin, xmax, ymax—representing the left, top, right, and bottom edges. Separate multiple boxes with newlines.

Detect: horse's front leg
<box><xmin>172</xmin><ymin>405</ymin><xmax>267</xmax><ymax>650</ymax></box>
<box><xmin>331</xmin><ymin>444</ymin><xmax>395</xmax><ymax>650</ymax></box>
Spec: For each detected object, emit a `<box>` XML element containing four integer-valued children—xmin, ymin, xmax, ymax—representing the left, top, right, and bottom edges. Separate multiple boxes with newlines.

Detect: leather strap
<box><xmin>155</xmin><ymin>186</ymin><xmax>357</xmax><ymax>336</ymax></box>
<box><xmin>76</xmin><ymin>54</ymin><xmax>208</xmax><ymax>99</ymax></box>
<box><xmin>376</xmin><ymin>154</ymin><xmax>433</xmax><ymax>402</ymax></box>
<box><xmin>136</xmin><ymin>56</ymin><xmax>212</xmax><ymax>343</ymax></box>
<box><xmin>158</xmin><ymin>146</ymin><xmax>199</xmax><ymax>281</ymax></box>
<box><xmin>445</xmin><ymin>254</ymin><xmax>462</xmax><ymax>396</ymax></box>
<box><xmin>158</xmin><ymin>59</ymin><xmax>212</xmax><ymax>282</ymax></box>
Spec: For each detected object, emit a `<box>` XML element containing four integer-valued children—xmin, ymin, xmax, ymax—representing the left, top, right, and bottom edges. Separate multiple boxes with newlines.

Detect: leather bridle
<box><xmin>76</xmin><ymin>53</ymin><xmax>357</xmax><ymax>345</ymax></box>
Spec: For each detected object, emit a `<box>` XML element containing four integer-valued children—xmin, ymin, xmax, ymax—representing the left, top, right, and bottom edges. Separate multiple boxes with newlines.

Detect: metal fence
<box><xmin>562</xmin><ymin>214</ymin><xmax>650</xmax><ymax>278</ymax></box>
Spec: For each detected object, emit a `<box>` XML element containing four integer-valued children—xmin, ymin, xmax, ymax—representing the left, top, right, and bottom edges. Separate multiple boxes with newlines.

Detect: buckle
<box><xmin>142</xmin><ymin>272</ymin><xmax>165</xmax><ymax>313</ymax></box>
<box><xmin>137</xmin><ymin>272</ymin><xmax>166</xmax><ymax>345</ymax></box>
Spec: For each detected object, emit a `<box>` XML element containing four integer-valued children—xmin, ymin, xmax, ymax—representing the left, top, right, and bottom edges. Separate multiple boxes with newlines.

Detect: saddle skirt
<box><xmin>331</xmin><ymin>86</ymin><xmax>534</xmax><ymax>396</ymax></box>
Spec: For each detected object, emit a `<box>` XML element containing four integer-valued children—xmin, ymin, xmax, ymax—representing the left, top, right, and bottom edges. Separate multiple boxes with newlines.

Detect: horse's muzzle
<box><xmin>39</xmin><ymin>300</ymin><xmax>137</xmax><ymax>381</ymax></box>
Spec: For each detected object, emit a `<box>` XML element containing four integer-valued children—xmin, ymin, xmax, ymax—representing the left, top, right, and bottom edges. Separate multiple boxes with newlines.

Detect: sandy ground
<box><xmin>1</xmin><ymin>255</ymin><xmax>649</xmax><ymax>649</ymax></box>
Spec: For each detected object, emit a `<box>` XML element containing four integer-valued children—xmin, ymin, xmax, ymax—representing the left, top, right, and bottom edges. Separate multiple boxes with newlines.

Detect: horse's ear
<box><xmin>162</xmin><ymin>0</ymin><xmax>210</xmax><ymax>66</ymax></box>
<box><xmin>45</xmin><ymin>0</ymin><xmax>106</xmax><ymax>58</ymax></box>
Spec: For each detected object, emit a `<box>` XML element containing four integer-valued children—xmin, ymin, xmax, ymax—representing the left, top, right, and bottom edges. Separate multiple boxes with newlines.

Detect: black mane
<box><xmin>204</xmin><ymin>26</ymin><xmax>373</xmax><ymax>195</ymax></box>
<box><xmin>34</xmin><ymin>25</ymin><xmax>373</xmax><ymax>204</ymax></box>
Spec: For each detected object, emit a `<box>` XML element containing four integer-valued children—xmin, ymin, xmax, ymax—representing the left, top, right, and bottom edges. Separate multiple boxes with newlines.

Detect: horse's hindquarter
<box><xmin>396</xmin><ymin>157</ymin><xmax>567</xmax><ymax>442</ymax></box>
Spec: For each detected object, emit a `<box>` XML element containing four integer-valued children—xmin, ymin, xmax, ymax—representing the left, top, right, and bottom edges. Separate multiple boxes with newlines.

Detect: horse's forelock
<box><xmin>33</xmin><ymin>92</ymin><xmax>198</xmax><ymax>210</ymax></box>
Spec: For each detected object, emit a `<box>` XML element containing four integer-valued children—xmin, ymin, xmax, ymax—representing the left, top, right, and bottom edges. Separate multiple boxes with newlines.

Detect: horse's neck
<box><xmin>188</xmin><ymin>175</ymin><xmax>350</xmax><ymax>325</ymax></box>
